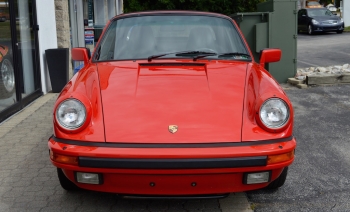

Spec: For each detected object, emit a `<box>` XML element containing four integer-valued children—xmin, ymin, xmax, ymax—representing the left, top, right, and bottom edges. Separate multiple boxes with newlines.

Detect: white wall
<box><xmin>36</xmin><ymin>0</ymin><xmax>58</xmax><ymax>94</ymax></box>
<box><xmin>344</xmin><ymin>1</ymin><xmax>350</xmax><ymax>27</ymax></box>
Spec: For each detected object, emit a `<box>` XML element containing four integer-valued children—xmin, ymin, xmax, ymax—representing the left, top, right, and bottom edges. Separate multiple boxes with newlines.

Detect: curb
<box><xmin>288</xmin><ymin>74</ymin><xmax>350</xmax><ymax>89</ymax></box>
<box><xmin>290</xmin><ymin>64</ymin><xmax>350</xmax><ymax>89</ymax></box>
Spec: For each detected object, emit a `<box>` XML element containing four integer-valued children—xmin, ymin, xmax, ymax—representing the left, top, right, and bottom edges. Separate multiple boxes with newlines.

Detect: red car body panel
<box><xmin>54</xmin><ymin>65</ymin><xmax>106</xmax><ymax>142</ymax></box>
<box><xmin>99</xmin><ymin>60</ymin><xmax>247</xmax><ymax>143</ymax></box>
<box><xmin>49</xmin><ymin>10</ymin><xmax>296</xmax><ymax>196</ymax></box>
<box><xmin>241</xmin><ymin>63</ymin><xmax>294</xmax><ymax>141</ymax></box>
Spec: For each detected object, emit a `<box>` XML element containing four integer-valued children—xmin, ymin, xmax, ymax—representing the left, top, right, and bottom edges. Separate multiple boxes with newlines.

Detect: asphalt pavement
<box><xmin>297</xmin><ymin>32</ymin><xmax>350</xmax><ymax>69</ymax></box>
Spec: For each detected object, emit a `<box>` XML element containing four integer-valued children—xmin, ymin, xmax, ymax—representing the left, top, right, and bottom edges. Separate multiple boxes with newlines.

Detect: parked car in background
<box><xmin>298</xmin><ymin>8</ymin><xmax>344</xmax><ymax>35</ymax></box>
<box><xmin>0</xmin><ymin>44</ymin><xmax>15</xmax><ymax>99</ymax></box>
<box><xmin>305</xmin><ymin>0</ymin><xmax>323</xmax><ymax>8</ymax></box>
<box><xmin>49</xmin><ymin>11</ymin><xmax>296</xmax><ymax>197</ymax></box>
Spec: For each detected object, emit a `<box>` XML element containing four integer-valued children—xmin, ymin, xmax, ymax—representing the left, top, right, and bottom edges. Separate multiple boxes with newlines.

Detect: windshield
<box><xmin>308</xmin><ymin>9</ymin><xmax>334</xmax><ymax>17</ymax></box>
<box><xmin>95</xmin><ymin>15</ymin><xmax>249</xmax><ymax>61</ymax></box>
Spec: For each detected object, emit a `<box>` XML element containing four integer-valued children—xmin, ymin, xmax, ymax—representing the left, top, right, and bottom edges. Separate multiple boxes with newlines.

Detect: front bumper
<box><xmin>48</xmin><ymin>136</ymin><xmax>296</xmax><ymax>195</ymax></box>
<box><xmin>312</xmin><ymin>23</ymin><xmax>344</xmax><ymax>32</ymax></box>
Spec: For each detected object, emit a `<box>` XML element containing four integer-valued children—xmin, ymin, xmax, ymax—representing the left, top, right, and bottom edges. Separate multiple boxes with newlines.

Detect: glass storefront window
<box><xmin>16</xmin><ymin>0</ymin><xmax>37</xmax><ymax>98</ymax></box>
<box><xmin>0</xmin><ymin>0</ymin><xmax>16</xmax><ymax>112</ymax></box>
<box><xmin>0</xmin><ymin>0</ymin><xmax>41</xmax><ymax>122</ymax></box>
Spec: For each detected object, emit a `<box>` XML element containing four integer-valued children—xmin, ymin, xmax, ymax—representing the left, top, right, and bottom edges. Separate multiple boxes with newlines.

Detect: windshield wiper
<box><xmin>217</xmin><ymin>52</ymin><xmax>251</xmax><ymax>59</ymax></box>
<box><xmin>148</xmin><ymin>50</ymin><xmax>217</xmax><ymax>62</ymax></box>
<box><xmin>148</xmin><ymin>52</ymin><xmax>174</xmax><ymax>62</ymax></box>
<box><xmin>191</xmin><ymin>52</ymin><xmax>217</xmax><ymax>61</ymax></box>
<box><xmin>176</xmin><ymin>51</ymin><xmax>217</xmax><ymax>61</ymax></box>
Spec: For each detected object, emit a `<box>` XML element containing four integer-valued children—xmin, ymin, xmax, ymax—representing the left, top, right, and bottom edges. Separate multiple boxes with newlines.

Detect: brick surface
<box><xmin>0</xmin><ymin>93</ymin><xmax>253</xmax><ymax>211</ymax></box>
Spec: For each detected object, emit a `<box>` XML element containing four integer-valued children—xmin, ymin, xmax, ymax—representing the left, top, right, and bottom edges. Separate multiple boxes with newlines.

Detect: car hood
<box><xmin>97</xmin><ymin>60</ymin><xmax>248</xmax><ymax>143</ymax></box>
<box><xmin>312</xmin><ymin>16</ymin><xmax>340</xmax><ymax>22</ymax></box>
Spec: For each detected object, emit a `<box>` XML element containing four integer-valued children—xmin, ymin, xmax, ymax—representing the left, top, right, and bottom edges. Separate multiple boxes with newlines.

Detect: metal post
<box><xmin>69</xmin><ymin>0</ymin><xmax>84</xmax><ymax>47</ymax></box>
<box><xmin>116</xmin><ymin>0</ymin><xmax>123</xmax><ymax>15</ymax></box>
<box><xmin>343</xmin><ymin>0</ymin><xmax>349</xmax><ymax>26</ymax></box>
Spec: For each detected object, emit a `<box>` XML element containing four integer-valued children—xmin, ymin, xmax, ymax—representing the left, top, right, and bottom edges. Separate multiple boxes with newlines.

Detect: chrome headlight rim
<box><xmin>55</xmin><ymin>98</ymin><xmax>87</xmax><ymax>130</ymax></box>
<box><xmin>259</xmin><ymin>98</ymin><xmax>290</xmax><ymax>130</ymax></box>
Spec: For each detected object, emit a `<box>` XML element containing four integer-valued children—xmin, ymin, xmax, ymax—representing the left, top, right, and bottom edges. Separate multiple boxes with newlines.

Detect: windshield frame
<box><xmin>92</xmin><ymin>12</ymin><xmax>252</xmax><ymax>63</ymax></box>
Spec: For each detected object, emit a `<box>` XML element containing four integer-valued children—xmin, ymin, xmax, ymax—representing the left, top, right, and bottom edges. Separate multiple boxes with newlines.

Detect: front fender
<box><xmin>53</xmin><ymin>64</ymin><xmax>105</xmax><ymax>142</ymax></box>
<box><xmin>241</xmin><ymin>63</ymin><xmax>294</xmax><ymax>141</ymax></box>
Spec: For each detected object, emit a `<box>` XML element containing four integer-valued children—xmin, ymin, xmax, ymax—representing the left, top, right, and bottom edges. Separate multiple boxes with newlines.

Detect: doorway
<box><xmin>0</xmin><ymin>0</ymin><xmax>42</xmax><ymax>123</ymax></box>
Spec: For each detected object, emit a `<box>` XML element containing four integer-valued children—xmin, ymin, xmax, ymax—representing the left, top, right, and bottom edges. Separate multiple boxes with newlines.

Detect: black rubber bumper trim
<box><xmin>78</xmin><ymin>156</ymin><xmax>267</xmax><ymax>169</ymax></box>
<box><xmin>50</xmin><ymin>135</ymin><xmax>294</xmax><ymax>148</ymax></box>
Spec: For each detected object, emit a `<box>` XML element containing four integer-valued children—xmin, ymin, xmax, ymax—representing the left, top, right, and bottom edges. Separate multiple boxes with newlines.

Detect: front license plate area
<box><xmin>103</xmin><ymin>173</ymin><xmax>241</xmax><ymax>195</ymax></box>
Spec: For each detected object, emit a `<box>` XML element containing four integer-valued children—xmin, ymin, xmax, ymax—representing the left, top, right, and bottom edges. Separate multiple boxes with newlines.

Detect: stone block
<box><xmin>288</xmin><ymin>78</ymin><xmax>304</xmax><ymax>85</ymax></box>
<box><xmin>307</xmin><ymin>73</ymin><xmax>350</xmax><ymax>85</ymax></box>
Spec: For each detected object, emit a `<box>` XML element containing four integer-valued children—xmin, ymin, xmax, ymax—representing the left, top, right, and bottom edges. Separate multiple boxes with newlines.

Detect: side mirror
<box><xmin>71</xmin><ymin>48</ymin><xmax>91</xmax><ymax>65</ymax></box>
<box><xmin>259</xmin><ymin>48</ymin><xmax>281</xmax><ymax>69</ymax></box>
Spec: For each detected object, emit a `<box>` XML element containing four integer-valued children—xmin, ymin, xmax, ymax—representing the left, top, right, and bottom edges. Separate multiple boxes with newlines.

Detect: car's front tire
<box><xmin>57</xmin><ymin>168</ymin><xmax>80</xmax><ymax>191</ymax></box>
<box><xmin>308</xmin><ymin>25</ymin><xmax>314</xmax><ymax>35</ymax></box>
<box><xmin>265</xmin><ymin>167</ymin><xmax>288</xmax><ymax>190</ymax></box>
<box><xmin>0</xmin><ymin>56</ymin><xmax>15</xmax><ymax>99</ymax></box>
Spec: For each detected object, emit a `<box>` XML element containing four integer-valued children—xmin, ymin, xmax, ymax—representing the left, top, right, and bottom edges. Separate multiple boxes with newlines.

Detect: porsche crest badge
<box><xmin>168</xmin><ymin>125</ymin><xmax>178</xmax><ymax>134</ymax></box>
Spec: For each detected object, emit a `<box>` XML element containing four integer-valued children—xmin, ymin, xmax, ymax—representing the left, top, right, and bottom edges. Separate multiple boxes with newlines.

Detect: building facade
<box><xmin>0</xmin><ymin>0</ymin><xmax>122</xmax><ymax>123</ymax></box>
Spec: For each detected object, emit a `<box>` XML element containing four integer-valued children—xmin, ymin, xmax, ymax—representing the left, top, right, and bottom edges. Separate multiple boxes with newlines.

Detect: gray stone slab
<box><xmin>307</xmin><ymin>73</ymin><xmax>350</xmax><ymax>85</ymax></box>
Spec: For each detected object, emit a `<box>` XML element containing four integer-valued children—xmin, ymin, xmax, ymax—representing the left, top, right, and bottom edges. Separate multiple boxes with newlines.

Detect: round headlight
<box><xmin>259</xmin><ymin>98</ymin><xmax>289</xmax><ymax>129</ymax></box>
<box><xmin>56</xmin><ymin>99</ymin><xmax>86</xmax><ymax>130</ymax></box>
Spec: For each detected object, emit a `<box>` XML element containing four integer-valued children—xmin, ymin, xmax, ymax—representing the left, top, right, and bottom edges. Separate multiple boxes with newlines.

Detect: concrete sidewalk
<box><xmin>0</xmin><ymin>93</ymin><xmax>253</xmax><ymax>211</ymax></box>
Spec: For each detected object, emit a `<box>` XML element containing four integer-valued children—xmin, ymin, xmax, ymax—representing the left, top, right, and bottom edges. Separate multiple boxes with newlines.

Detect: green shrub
<box><xmin>124</xmin><ymin>0</ymin><xmax>265</xmax><ymax>15</ymax></box>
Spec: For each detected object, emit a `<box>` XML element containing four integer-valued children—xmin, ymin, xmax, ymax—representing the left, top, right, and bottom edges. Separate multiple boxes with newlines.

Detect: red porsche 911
<box><xmin>48</xmin><ymin>11</ymin><xmax>296</xmax><ymax>197</ymax></box>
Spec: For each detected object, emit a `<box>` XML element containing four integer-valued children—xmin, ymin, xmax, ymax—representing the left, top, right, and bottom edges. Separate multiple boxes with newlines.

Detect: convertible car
<box><xmin>49</xmin><ymin>11</ymin><xmax>296</xmax><ymax>197</ymax></box>
<box><xmin>0</xmin><ymin>44</ymin><xmax>15</xmax><ymax>99</ymax></box>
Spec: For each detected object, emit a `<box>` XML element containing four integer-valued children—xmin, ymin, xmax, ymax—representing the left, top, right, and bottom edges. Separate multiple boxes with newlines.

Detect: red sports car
<box><xmin>49</xmin><ymin>11</ymin><xmax>296</xmax><ymax>197</ymax></box>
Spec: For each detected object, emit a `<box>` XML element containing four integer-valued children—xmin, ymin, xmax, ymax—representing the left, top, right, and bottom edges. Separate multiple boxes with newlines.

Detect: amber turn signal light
<box><xmin>267</xmin><ymin>150</ymin><xmax>294</xmax><ymax>165</ymax></box>
<box><xmin>50</xmin><ymin>151</ymin><xmax>78</xmax><ymax>165</ymax></box>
